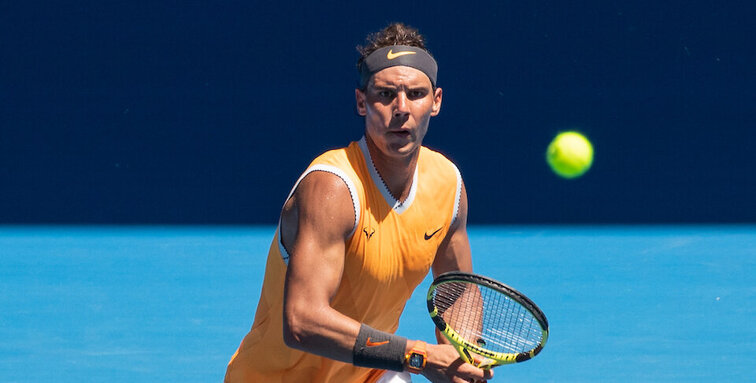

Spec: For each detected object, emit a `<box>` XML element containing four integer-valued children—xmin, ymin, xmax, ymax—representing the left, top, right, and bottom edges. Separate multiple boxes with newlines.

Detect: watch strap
<box><xmin>404</xmin><ymin>340</ymin><xmax>427</xmax><ymax>374</ymax></box>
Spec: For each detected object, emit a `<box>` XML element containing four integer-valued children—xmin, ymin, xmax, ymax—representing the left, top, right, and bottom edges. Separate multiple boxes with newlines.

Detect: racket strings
<box><xmin>434</xmin><ymin>282</ymin><xmax>542</xmax><ymax>354</ymax></box>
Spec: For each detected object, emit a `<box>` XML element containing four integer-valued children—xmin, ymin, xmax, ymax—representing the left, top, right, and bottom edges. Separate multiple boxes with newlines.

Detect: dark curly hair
<box><xmin>356</xmin><ymin>23</ymin><xmax>432</xmax><ymax>70</ymax></box>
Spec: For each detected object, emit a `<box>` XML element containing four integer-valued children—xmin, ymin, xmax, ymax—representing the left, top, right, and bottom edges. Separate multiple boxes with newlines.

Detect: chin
<box><xmin>387</xmin><ymin>141</ymin><xmax>420</xmax><ymax>157</ymax></box>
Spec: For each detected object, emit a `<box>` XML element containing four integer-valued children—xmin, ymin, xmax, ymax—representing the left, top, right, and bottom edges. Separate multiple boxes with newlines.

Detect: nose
<box><xmin>393</xmin><ymin>92</ymin><xmax>410</xmax><ymax>117</ymax></box>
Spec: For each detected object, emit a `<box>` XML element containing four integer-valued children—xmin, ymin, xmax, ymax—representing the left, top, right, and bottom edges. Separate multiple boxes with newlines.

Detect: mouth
<box><xmin>387</xmin><ymin>130</ymin><xmax>412</xmax><ymax>141</ymax></box>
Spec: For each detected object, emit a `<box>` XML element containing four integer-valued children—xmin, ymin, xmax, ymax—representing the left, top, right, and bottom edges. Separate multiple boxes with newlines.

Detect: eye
<box><xmin>408</xmin><ymin>90</ymin><xmax>427</xmax><ymax>99</ymax></box>
<box><xmin>378</xmin><ymin>90</ymin><xmax>394</xmax><ymax>98</ymax></box>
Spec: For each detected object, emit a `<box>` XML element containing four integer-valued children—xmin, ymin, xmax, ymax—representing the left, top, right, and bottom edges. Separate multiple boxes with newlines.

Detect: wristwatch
<box><xmin>404</xmin><ymin>340</ymin><xmax>427</xmax><ymax>374</ymax></box>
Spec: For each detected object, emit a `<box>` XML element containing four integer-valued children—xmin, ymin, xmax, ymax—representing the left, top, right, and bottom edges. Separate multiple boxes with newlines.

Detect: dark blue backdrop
<box><xmin>2</xmin><ymin>1</ymin><xmax>755</xmax><ymax>224</ymax></box>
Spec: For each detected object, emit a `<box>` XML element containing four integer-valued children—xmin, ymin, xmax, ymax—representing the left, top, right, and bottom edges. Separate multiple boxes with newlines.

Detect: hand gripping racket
<box><xmin>427</xmin><ymin>271</ymin><xmax>549</xmax><ymax>368</ymax></box>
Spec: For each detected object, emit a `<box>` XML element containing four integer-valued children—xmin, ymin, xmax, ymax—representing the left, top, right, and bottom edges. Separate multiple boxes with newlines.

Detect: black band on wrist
<box><xmin>352</xmin><ymin>324</ymin><xmax>407</xmax><ymax>372</ymax></box>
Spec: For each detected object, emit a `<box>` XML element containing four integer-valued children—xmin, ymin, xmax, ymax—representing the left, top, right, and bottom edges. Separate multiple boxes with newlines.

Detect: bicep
<box><xmin>432</xmin><ymin>180</ymin><xmax>472</xmax><ymax>277</ymax></box>
<box><xmin>282</xmin><ymin>171</ymin><xmax>356</xmax><ymax>307</ymax></box>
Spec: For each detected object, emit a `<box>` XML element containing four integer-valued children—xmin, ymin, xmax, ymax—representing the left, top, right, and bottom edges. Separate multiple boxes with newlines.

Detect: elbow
<box><xmin>282</xmin><ymin>320</ymin><xmax>302</xmax><ymax>349</ymax></box>
<box><xmin>282</xmin><ymin>305</ymin><xmax>311</xmax><ymax>350</ymax></box>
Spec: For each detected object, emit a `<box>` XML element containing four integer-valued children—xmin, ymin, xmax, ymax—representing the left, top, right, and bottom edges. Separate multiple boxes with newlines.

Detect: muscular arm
<box><xmin>421</xmin><ymin>181</ymin><xmax>494</xmax><ymax>382</ymax></box>
<box><xmin>432</xmin><ymin>181</ymin><xmax>472</xmax><ymax>349</ymax></box>
<box><xmin>280</xmin><ymin>170</ymin><xmax>360</xmax><ymax>363</ymax></box>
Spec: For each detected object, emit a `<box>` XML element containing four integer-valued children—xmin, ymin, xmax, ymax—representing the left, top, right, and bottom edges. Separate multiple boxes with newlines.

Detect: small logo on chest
<box><xmin>424</xmin><ymin>226</ymin><xmax>443</xmax><ymax>240</ymax></box>
<box><xmin>363</xmin><ymin>227</ymin><xmax>376</xmax><ymax>240</ymax></box>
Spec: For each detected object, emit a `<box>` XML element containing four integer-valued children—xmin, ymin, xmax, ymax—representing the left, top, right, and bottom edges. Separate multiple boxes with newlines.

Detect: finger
<box><xmin>472</xmin><ymin>357</ymin><xmax>494</xmax><ymax>370</ymax></box>
<box><xmin>469</xmin><ymin>361</ymin><xmax>494</xmax><ymax>379</ymax></box>
<box><xmin>459</xmin><ymin>365</ymin><xmax>493</xmax><ymax>382</ymax></box>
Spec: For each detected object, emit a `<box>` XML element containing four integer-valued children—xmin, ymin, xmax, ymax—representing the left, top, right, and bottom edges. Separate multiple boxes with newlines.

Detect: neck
<box><xmin>364</xmin><ymin>137</ymin><xmax>419</xmax><ymax>203</ymax></box>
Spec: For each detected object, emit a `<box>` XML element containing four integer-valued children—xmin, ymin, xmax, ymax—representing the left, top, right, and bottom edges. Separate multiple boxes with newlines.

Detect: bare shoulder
<box><xmin>281</xmin><ymin>170</ymin><xmax>357</xmax><ymax>246</ymax></box>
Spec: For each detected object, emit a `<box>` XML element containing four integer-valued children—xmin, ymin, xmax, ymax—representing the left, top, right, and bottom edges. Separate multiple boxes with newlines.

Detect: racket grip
<box><xmin>455</xmin><ymin>344</ymin><xmax>495</xmax><ymax>370</ymax></box>
<box><xmin>455</xmin><ymin>344</ymin><xmax>474</xmax><ymax>364</ymax></box>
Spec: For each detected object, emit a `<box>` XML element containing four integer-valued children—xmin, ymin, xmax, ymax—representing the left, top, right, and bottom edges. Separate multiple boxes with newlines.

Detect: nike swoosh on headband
<box><xmin>386</xmin><ymin>49</ymin><xmax>417</xmax><ymax>60</ymax></box>
<box><xmin>360</xmin><ymin>45</ymin><xmax>438</xmax><ymax>87</ymax></box>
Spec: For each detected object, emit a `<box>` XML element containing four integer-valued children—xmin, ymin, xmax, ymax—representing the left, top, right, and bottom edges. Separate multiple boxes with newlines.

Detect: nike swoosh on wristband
<box><xmin>365</xmin><ymin>337</ymin><xmax>390</xmax><ymax>347</ymax></box>
<box><xmin>386</xmin><ymin>49</ymin><xmax>417</xmax><ymax>60</ymax></box>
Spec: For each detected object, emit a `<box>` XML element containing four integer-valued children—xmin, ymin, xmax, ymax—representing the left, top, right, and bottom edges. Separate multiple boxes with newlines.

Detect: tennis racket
<box><xmin>427</xmin><ymin>271</ymin><xmax>549</xmax><ymax>369</ymax></box>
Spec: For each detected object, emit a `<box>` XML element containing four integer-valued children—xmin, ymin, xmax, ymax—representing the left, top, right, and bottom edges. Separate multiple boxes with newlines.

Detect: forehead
<box><xmin>369</xmin><ymin>66</ymin><xmax>433</xmax><ymax>89</ymax></box>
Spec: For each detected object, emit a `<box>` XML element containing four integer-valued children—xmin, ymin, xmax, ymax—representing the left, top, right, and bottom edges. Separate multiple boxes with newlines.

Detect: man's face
<box><xmin>355</xmin><ymin>66</ymin><xmax>442</xmax><ymax>159</ymax></box>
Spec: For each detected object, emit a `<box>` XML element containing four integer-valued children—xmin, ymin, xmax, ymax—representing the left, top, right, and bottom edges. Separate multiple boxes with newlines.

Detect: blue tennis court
<box><xmin>1</xmin><ymin>225</ymin><xmax>754</xmax><ymax>382</ymax></box>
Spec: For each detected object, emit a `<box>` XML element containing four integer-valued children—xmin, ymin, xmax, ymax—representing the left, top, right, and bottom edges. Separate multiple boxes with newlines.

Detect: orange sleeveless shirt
<box><xmin>225</xmin><ymin>138</ymin><xmax>462</xmax><ymax>382</ymax></box>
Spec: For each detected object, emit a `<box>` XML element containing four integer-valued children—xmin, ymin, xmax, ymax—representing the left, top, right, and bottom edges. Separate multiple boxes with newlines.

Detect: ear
<box><xmin>430</xmin><ymin>87</ymin><xmax>443</xmax><ymax>116</ymax></box>
<box><xmin>355</xmin><ymin>88</ymin><xmax>367</xmax><ymax>116</ymax></box>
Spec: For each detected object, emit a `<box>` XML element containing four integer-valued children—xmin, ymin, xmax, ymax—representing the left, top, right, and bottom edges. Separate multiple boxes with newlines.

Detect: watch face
<box><xmin>409</xmin><ymin>353</ymin><xmax>425</xmax><ymax>368</ymax></box>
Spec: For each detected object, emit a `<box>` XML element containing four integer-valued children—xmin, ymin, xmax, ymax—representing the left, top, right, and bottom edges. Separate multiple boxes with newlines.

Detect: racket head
<box><xmin>427</xmin><ymin>271</ymin><xmax>549</xmax><ymax>367</ymax></box>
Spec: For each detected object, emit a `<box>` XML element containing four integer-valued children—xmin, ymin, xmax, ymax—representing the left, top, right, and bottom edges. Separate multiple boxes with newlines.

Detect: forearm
<box><xmin>284</xmin><ymin>304</ymin><xmax>410</xmax><ymax>372</ymax></box>
<box><xmin>283</xmin><ymin>302</ymin><xmax>362</xmax><ymax>363</ymax></box>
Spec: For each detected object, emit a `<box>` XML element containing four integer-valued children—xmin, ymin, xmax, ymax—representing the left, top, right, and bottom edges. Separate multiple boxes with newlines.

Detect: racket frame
<box><xmin>426</xmin><ymin>271</ymin><xmax>549</xmax><ymax>367</ymax></box>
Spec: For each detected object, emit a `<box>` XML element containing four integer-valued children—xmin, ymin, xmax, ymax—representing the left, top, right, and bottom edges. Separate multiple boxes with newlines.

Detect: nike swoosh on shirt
<box><xmin>424</xmin><ymin>227</ymin><xmax>443</xmax><ymax>240</ymax></box>
<box><xmin>386</xmin><ymin>49</ymin><xmax>417</xmax><ymax>60</ymax></box>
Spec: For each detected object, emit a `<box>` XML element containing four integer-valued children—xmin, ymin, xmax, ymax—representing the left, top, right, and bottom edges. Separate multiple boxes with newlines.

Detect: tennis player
<box><xmin>225</xmin><ymin>23</ymin><xmax>492</xmax><ymax>383</ymax></box>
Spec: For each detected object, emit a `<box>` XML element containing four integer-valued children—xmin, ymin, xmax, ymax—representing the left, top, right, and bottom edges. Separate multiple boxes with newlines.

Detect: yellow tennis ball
<box><xmin>546</xmin><ymin>131</ymin><xmax>594</xmax><ymax>179</ymax></box>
